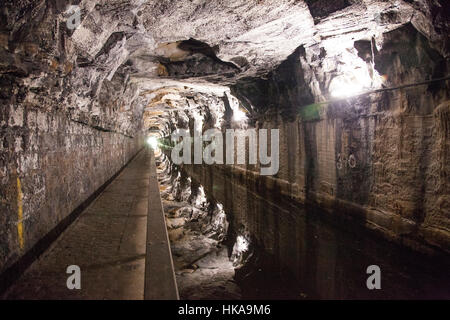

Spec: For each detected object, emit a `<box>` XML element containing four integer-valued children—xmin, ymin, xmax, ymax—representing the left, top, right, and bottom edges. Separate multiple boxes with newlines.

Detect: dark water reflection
<box><xmin>182</xmin><ymin>165</ymin><xmax>450</xmax><ymax>300</ymax></box>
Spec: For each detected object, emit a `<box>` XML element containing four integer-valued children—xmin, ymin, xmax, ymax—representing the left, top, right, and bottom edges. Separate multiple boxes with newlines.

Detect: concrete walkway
<box><xmin>145</xmin><ymin>151</ymin><xmax>179</xmax><ymax>300</ymax></box>
<box><xmin>4</xmin><ymin>149</ymin><xmax>152</xmax><ymax>299</ymax></box>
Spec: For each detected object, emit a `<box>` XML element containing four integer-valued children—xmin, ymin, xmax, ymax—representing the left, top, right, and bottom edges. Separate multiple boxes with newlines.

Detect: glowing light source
<box><xmin>147</xmin><ymin>136</ymin><xmax>158</xmax><ymax>149</ymax></box>
<box><xmin>232</xmin><ymin>107</ymin><xmax>247</xmax><ymax>122</ymax></box>
<box><xmin>328</xmin><ymin>49</ymin><xmax>383</xmax><ymax>99</ymax></box>
<box><xmin>329</xmin><ymin>75</ymin><xmax>366</xmax><ymax>98</ymax></box>
<box><xmin>227</xmin><ymin>93</ymin><xmax>248</xmax><ymax>122</ymax></box>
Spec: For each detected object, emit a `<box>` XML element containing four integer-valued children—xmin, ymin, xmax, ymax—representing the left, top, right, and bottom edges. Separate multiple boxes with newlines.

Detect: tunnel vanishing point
<box><xmin>0</xmin><ymin>0</ymin><xmax>449</xmax><ymax>300</ymax></box>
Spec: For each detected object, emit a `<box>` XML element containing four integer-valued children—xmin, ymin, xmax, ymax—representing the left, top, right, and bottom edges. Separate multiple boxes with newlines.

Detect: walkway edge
<box><xmin>144</xmin><ymin>149</ymin><xmax>179</xmax><ymax>300</ymax></box>
<box><xmin>0</xmin><ymin>146</ymin><xmax>145</xmax><ymax>297</ymax></box>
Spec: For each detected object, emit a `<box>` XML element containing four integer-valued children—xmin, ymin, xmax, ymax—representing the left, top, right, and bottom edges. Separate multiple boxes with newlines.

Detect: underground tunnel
<box><xmin>0</xmin><ymin>0</ymin><xmax>449</xmax><ymax>301</ymax></box>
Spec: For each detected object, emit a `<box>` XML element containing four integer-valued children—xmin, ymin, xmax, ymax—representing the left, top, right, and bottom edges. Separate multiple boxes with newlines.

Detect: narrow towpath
<box><xmin>4</xmin><ymin>149</ymin><xmax>152</xmax><ymax>299</ymax></box>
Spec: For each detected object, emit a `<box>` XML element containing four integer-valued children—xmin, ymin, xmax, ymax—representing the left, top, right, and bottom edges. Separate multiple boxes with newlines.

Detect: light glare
<box><xmin>228</xmin><ymin>93</ymin><xmax>247</xmax><ymax>122</ymax></box>
<box><xmin>330</xmin><ymin>77</ymin><xmax>364</xmax><ymax>98</ymax></box>
<box><xmin>329</xmin><ymin>49</ymin><xmax>383</xmax><ymax>99</ymax></box>
<box><xmin>232</xmin><ymin>107</ymin><xmax>247</xmax><ymax>122</ymax></box>
<box><xmin>147</xmin><ymin>136</ymin><xmax>158</xmax><ymax>149</ymax></box>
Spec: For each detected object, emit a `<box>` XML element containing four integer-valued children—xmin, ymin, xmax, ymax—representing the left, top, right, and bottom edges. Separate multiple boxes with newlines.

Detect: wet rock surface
<box><xmin>156</xmin><ymin>153</ymin><xmax>305</xmax><ymax>300</ymax></box>
<box><xmin>156</xmin><ymin>155</ymin><xmax>241</xmax><ymax>300</ymax></box>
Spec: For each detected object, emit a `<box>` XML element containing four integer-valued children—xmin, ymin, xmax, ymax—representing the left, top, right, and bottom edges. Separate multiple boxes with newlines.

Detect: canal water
<box><xmin>156</xmin><ymin>154</ymin><xmax>450</xmax><ymax>300</ymax></box>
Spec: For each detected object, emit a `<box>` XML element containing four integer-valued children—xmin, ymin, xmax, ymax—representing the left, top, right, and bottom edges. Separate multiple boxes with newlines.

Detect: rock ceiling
<box><xmin>1</xmin><ymin>0</ymin><xmax>448</xmax><ymax>133</ymax></box>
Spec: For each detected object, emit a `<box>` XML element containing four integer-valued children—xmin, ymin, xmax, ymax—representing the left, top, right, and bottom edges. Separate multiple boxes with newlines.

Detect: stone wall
<box><xmin>225</xmin><ymin>23</ymin><xmax>450</xmax><ymax>254</ymax></box>
<box><xmin>0</xmin><ymin>0</ymin><xmax>147</xmax><ymax>277</ymax></box>
<box><xmin>237</xmin><ymin>97</ymin><xmax>449</xmax><ymax>254</ymax></box>
<box><xmin>165</xmin><ymin>99</ymin><xmax>449</xmax><ymax>255</ymax></box>
<box><xmin>0</xmin><ymin>104</ymin><xmax>143</xmax><ymax>275</ymax></box>
<box><xmin>163</xmin><ymin>22</ymin><xmax>450</xmax><ymax>255</ymax></box>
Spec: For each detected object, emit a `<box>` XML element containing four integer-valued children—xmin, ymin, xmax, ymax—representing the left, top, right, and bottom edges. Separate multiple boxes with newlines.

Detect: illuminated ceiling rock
<box><xmin>2</xmin><ymin>0</ymin><xmax>448</xmax><ymax>137</ymax></box>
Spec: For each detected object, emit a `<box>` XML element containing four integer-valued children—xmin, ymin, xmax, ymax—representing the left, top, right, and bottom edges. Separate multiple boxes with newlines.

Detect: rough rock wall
<box><xmin>0</xmin><ymin>1</ymin><xmax>146</xmax><ymax>274</ymax></box>
<box><xmin>228</xmin><ymin>23</ymin><xmax>450</xmax><ymax>253</ymax></box>
<box><xmin>161</xmin><ymin>21</ymin><xmax>449</xmax><ymax>254</ymax></box>
<box><xmin>0</xmin><ymin>107</ymin><xmax>143</xmax><ymax>274</ymax></box>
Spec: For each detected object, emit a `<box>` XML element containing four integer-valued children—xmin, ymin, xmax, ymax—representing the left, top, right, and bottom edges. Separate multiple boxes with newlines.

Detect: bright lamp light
<box><xmin>147</xmin><ymin>136</ymin><xmax>158</xmax><ymax>149</ymax></box>
<box><xmin>232</xmin><ymin>107</ymin><xmax>247</xmax><ymax>122</ymax></box>
<box><xmin>329</xmin><ymin>76</ymin><xmax>365</xmax><ymax>98</ymax></box>
<box><xmin>328</xmin><ymin>49</ymin><xmax>383</xmax><ymax>99</ymax></box>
